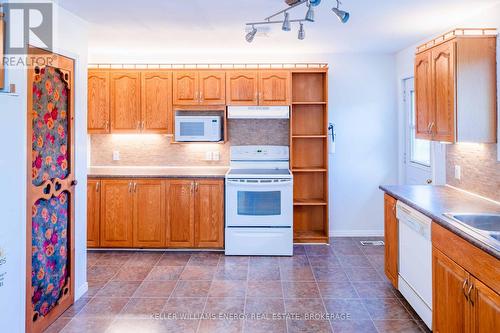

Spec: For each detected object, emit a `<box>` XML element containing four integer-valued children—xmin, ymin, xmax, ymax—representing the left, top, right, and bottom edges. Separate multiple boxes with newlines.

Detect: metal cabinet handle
<box><xmin>141</xmin><ymin>121</ymin><xmax>145</xmax><ymax>130</ymax></box>
<box><xmin>190</xmin><ymin>182</ymin><xmax>194</xmax><ymax>193</ymax></box>
<box><xmin>136</xmin><ymin>121</ymin><xmax>140</xmax><ymax>129</ymax></box>
<box><xmin>467</xmin><ymin>283</ymin><xmax>474</xmax><ymax>305</ymax></box>
<box><xmin>427</xmin><ymin>123</ymin><xmax>432</xmax><ymax>135</ymax></box>
<box><xmin>429</xmin><ymin>122</ymin><xmax>435</xmax><ymax>135</ymax></box>
<box><xmin>195</xmin><ymin>182</ymin><xmax>198</xmax><ymax>192</ymax></box>
<box><xmin>105</xmin><ymin>120</ymin><xmax>109</xmax><ymax>130</ymax></box>
<box><xmin>128</xmin><ymin>182</ymin><xmax>132</xmax><ymax>192</ymax></box>
<box><xmin>133</xmin><ymin>182</ymin><xmax>137</xmax><ymax>192</ymax></box>
<box><xmin>96</xmin><ymin>182</ymin><xmax>100</xmax><ymax>192</ymax></box>
<box><xmin>463</xmin><ymin>278</ymin><xmax>469</xmax><ymax>301</ymax></box>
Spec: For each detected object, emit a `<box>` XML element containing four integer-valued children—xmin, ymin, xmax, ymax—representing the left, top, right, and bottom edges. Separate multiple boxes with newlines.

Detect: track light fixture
<box><xmin>332</xmin><ymin>0</ymin><xmax>350</xmax><ymax>23</ymax></box>
<box><xmin>298</xmin><ymin>23</ymin><xmax>305</xmax><ymax>40</ymax></box>
<box><xmin>244</xmin><ymin>0</ymin><xmax>350</xmax><ymax>42</ymax></box>
<box><xmin>246</xmin><ymin>26</ymin><xmax>258</xmax><ymax>43</ymax></box>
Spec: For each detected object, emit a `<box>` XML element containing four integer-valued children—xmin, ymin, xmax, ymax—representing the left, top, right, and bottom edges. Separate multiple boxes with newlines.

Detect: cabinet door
<box><xmin>431</xmin><ymin>42</ymin><xmax>456</xmax><ymax>142</ymax></box>
<box><xmin>110</xmin><ymin>71</ymin><xmax>141</xmax><ymax>132</ymax></box>
<box><xmin>194</xmin><ymin>180</ymin><xmax>224</xmax><ymax>248</ymax></box>
<box><xmin>415</xmin><ymin>51</ymin><xmax>433</xmax><ymax>140</ymax></box>
<box><xmin>133</xmin><ymin>180</ymin><xmax>166</xmax><ymax>248</ymax></box>
<box><xmin>100</xmin><ymin>180</ymin><xmax>134</xmax><ymax>247</ymax></box>
<box><xmin>141</xmin><ymin>71</ymin><xmax>172</xmax><ymax>134</ymax></box>
<box><xmin>433</xmin><ymin>247</ymin><xmax>468</xmax><ymax>333</ymax></box>
<box><xmin>199</xmin><ymin>71</ymin><xmax>226</xmax><ymax>105</ymax></box>
<box><xmin>87</xmin><ymin>180</ymin><xmax>101</xmax><ymax>247</ymax></box>
<box><xmin>88</xmin><ymin>70</ymin><xmax>110</xmax><ymax>133</ymax></box>
<box><xmin>173</xmin><ymin>71</ymin><xmax>199</xmax><ymax>105</ymax></box>
<box><xmin>258</xmin><ymin>71</ymin><xmax>291</xmax><ymax>105</ymax></box>
<box><xmin>470</xmin><ymin>278</ymin><xmax>500</xmax><ymax>333</ymax></box>
<box><xmin>226</xmin><ymin>71</ymin><xmax>259</xmax><ymax>105</ymax></box>
<box><xmin>166</xmin><ymin>180</ymin><xmax>195</xmax><ymax>247</ymax></box>
<box><xmin>383</xmin><ymin>194</ymin><xmax>398</xmax><ymax>288</ymax></box>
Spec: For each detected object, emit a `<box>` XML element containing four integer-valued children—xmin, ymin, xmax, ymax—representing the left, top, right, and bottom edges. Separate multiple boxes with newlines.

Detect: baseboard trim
<box><xmin>330</xmin><ymin>230</ymin><xmax>384</xmax><ymax>237</ymax></box>
<box><xmin>75</xmin><ymin>282</ymin><xmax>88</xmax><ymax>300</ymax></box>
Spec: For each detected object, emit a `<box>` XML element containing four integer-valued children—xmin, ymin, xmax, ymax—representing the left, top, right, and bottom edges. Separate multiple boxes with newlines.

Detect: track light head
<box><xmin>282</xmin><ymin>12</ymin><xmax>291</xmax><ymax>31</ymax></box>
<box><xmin>298</xmin><ymin>23</ymin><xmax>305</xmax><ymax>40</ymax></box>
<box><xmin>305</xmin><ymin>2</ymin><xmax>315</xmax><ymax>22</ymax></box>
<box><xmin>332</xmin><ymin>0</ymin><xmax>349</xmax><ymax>23</ymax></box>
<box><xmin>245</xmin><ymin>26</ymin><xmax>257</xmax><ymax>43</ymax></box>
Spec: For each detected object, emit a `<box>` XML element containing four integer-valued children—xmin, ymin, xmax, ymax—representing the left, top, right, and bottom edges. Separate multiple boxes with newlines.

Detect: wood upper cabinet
<box><xmin>433</xmin><ymin>247</ymin><xmax>468</xmax><ymax>333</ymax></box>
<box><xmin>431</xmin><ymin>42</ymin><xmax>455</xmax><ymax>142</ymax></box>
<box><xmin>88</xmin><ymin>70</ymin><xmax>110</xmax><ymax>133</ymax></box>
<box><xmin>199</xmin><ymin>71</ymin><xmax>226</xmax><ymax>105</ymax></box>
<box><xmin>133</xmin><ymin>180</ymin><xmax>166</xmax><ymax>248</ymax></box>
<box><xmin>194</xmin><ymin>180</ymin><xmax>224</xmax><ymax>248</ymax></box>
<box><xmin>470</xmin><ymin>278</ymin><xmax>500</xmax><ymax>333</ymax></box>
<box><xmin>173</xmin><ymin>71</ymin><xmax>198</xmax><ymax>105</ymax></box>
<box><xmin>415</xmin><ymin>52</ymin><xmax>433</xmax><ymax>140</ymax></box>
<box><xmin>259</xmin><ymin>71</ymin><xmax>291</xmax><ymax>105</ymax></box>
<box><xmin>141</xmin><ymin>71</ymin><xmax>172</xmax><ymax>134</ymax></box>
<box><xmin>226</xmin><ymin>71</ymin><xmax>259</xmax><ymax>105</ymax></box>
<box><xmin>384</xmin><ymin>194</ymin><xmax>398</xmax><ymax>289</ymax></box>
<box><xmin>166</xmin><ymin>180</ymin><xmax>195</xmax><ymax>247</ymax></box>
<box><xmin>414</xmin><ymin>33</ymin><xmax>496</xmax><ymax>143</ymax></box>
<box><xmin>87</xmin><ymin>179</ymin><xmax>100</xmax><ymax>247</ymax></box>
<box><xmin>100</xmin><ymin>180</ymin><xmax>134</xmax><ymax>247</ymax></box>
<box><xmin>110</xmin><ymin>71</ymin><xmax>141</xmax><ymax>132</ymax></box>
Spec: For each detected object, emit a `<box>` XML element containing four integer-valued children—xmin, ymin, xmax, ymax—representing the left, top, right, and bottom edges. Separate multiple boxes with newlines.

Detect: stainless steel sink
<box><xmin>444</xmin><ymin>213</ymin><xmax>500</xmax><ymax>242</ymax></box>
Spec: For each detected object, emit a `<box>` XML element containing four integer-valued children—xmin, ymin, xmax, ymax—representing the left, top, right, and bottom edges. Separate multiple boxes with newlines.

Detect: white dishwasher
<box><xmin>396</xmin><ymin>201</ymin><xmax>432</xmax><ymax>329</ymax></box>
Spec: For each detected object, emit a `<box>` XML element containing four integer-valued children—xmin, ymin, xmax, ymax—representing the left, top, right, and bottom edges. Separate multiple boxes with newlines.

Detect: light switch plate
<box><xmin>454</xmin><ymin>165</ymin><xmax>461</xmax><ymax>180</ymax></box>
<box><xmin>112</xmin><ymin>151</ymin><xmax>120</xmax><ymax>161</ymax></box>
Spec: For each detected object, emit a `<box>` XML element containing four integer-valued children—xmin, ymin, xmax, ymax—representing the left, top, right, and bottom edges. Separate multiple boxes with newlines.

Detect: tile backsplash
<box><xmin>90</xmin><ymin>119</ymin><xmax>289</xmax><ymax>167</ymax></box>
<box><xmin>446</xmin><ymin>143</ymin><xmax>500</xmax><ymax>201</ymax></box>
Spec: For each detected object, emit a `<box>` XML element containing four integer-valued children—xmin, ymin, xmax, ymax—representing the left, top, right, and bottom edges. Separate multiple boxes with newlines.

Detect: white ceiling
<box><xmin>55</xmin><ymin>0</ymin><xmax>500</xmax><ymax>56</ymax></box>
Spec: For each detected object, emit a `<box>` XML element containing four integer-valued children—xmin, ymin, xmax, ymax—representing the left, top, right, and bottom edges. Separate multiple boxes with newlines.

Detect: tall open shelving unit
<box><xmin>290</xmin><ymin>69</ymin><xmax>329</xmax><ymax>244</ymax></box>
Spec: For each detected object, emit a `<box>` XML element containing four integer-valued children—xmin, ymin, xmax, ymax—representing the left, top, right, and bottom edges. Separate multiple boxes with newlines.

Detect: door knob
<box><xmin>426</xmin><ymin>179</ymin><xmax>432</xmax><ymax>184</ymax></box>
<box><xmin>71</xmin><ymin>180</ymin><xmax>78</xmax><ymax>186</ymax></box>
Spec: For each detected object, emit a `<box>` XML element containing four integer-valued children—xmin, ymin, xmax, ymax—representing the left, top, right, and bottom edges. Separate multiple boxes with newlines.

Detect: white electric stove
<box><xmin>225</xmin><ymin>146</ymin><xmax>293</xmax><ymax>256</ymax></box>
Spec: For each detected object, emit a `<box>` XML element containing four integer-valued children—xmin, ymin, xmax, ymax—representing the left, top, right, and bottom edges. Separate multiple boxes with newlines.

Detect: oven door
<box><xmin>226</xmin><ymin>178</ymin><xmax>293</xmax><ymax>227</ymax></box>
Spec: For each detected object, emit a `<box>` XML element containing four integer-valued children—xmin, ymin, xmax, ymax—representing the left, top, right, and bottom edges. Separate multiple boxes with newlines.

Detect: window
<box><xmin>409</xmin><ymin>91</ymin><xmax>431</xmax><ymax>166</ymax></box>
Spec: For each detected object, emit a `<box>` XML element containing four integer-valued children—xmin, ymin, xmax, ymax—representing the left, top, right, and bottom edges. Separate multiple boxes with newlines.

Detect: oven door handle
<box><xmin>226</xmin><ymin>179</ymin><xmax>293</xmax><ymax>186</ymax></box>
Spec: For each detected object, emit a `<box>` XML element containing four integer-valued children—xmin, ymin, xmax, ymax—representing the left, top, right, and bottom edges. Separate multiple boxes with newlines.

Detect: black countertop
<box><xmin>380</xmin><ymin>185</ymin><xmax>500</xmax><ymax>259</ymax></box>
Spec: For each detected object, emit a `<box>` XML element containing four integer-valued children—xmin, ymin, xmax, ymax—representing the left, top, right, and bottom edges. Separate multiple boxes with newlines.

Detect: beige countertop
<box><xmin>88</xmin><ymin>166</ymin><xmax>229</xmax><ymax>178</ymax></box>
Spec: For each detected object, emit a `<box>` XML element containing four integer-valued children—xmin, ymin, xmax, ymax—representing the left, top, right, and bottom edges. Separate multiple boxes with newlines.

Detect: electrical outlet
<box><xmin>212</xmin><ymin>151</ymin><xmax>220</xmax><ymax>161</ymax></box>
<box><xmin>112</xmin><ymin>151</ymin><xmax>120</xmax><ymax>161</ymax></box>
<box><xmin>205</xmin><ymin>151</ymin><xmax>213</xmax><ymax>161</ymax></box>
<box><xmin>454</xmin><ymin>165</ymin><xmax>461</xmax><ymax>180</ymax></box>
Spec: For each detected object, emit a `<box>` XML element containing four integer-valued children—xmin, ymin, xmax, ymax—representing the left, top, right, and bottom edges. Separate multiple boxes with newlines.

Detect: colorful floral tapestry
<box><xmin>31</xmin><ymin>192</ymin><xmax>69</xmax><ymax>318</ymax></box>
<box><xmin>32</xmin><ymin>67</ymin><xmax>69</xmax><ymax>186</ymax></box>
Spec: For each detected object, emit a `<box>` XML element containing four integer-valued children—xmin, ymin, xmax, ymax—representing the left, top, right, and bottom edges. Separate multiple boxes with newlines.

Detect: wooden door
<box><xmin>110</xmin><ymin>71</ymin><xmax>141</xmax><ymax>132</ymax></box>
<box><xmin>414</xmin><ymin>51</ymin><xmax>433</xmax><ymax>140</ymax></box>
<box><xmin>173</xmin><ymin>71</ymin><xmax>199</xmax><ymax>105</ymax></box>
<box><xmin>431</xmin><ymin>41</ymin><xmax>456</xmax><ymax>142</ymax></box>
<box><xmin>194</xmin><ymin>180</ymin><xmax>224</xmax><ymax>248</ymax></box>
<box><xmin>100</xmin><ymin>180</ymin><xmax>134</xmax><ymax>247</ymax></box>
<box><xmin>27</xmin><ymin>49</ymin><xmax>75</xmax><ymax>333</ymax></box>
<box><xmin>226</xmin><ymin>71</ymin><xmax>259</xmax><ymax>105</ymax></box>
<box><xmin>383</xmin><ymin>194</ymin><xmax>398</xmax><ymax>288</ymax></box>
<box><xmin>259</xmin><ymin>71</ymin><xmax>291</xmax><ymax>105</ymax></box>
<box><xmin>87</xmin><ymin>70</ymin><xmax>110</xmax><ymax>133</ymax></box>
<box><xmin>166</xmin><ymin>180</ymin><xmax>195</xmax><ymax>247</ymax></box>
<box><xmin>87</xmin><ymin>180</ymin><xmax>100</xmax><ymax>247</ymax></box>
<box><xmin>470</xmin><ymin>278</ymin><xmax>500</xmax><ymax>333</ymax></box>
<box><xmin>133</xmin><ymin>180</ymin><xmax>166</xmax><ymax>248</ymax></box>
<box><xmin>199</xmin><ymin>71</ymin><xmax>226</xmax><ymax>105</ymax></box>
<box><xmin>141</xmin><ymin>71</ymin><xmax>172</xmax><ymax>133</ymax></box>
<box><xmin>433</xmin><ymin>247</ymin><xmax>468</xmax><ymax>333</ymax></box>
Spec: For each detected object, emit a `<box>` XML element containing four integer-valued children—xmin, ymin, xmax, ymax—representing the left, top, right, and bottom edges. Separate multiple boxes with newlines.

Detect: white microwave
<box><xmin>175</xmin><ymin>115</ymin><xmax>222</xmax><ymax>142</ymax></box>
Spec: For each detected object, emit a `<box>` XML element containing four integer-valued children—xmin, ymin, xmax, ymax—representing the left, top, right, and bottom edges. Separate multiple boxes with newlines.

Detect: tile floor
<box><xmin>44</xmin><ymin>238</ymin><xmax>431</xmax><ymax>333</ymax></box>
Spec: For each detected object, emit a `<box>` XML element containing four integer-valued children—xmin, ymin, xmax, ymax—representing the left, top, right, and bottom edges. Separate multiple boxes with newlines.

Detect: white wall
<box><xmin>0</xmin><ymin>2</ymin><xmax>88</xmax><ymax>332</ymax></box>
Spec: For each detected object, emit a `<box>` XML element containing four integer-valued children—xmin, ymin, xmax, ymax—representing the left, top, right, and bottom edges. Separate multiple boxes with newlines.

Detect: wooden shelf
<box><xmin>292</xmin><ymin>135</ymin><xmax>327</xmax><ymax>138</ymax></box>
<box><xmin>294</xmin><ymin>230</ymin><xmax>329</xmax><ymax>244</ymax></box>
<box><xmin>292</xmin><ymin>168</ymin><xmax>327</xmax><ymax>172</ymax></box>
<box><xmin>294</xmin><ymin>199</ymin><xmax>327</xmax><ymax>206</ymax></box>
<box><xmin>291</xmin><ymin>104</ymin><xmax>326</xmax><ymax>136</ymax></box>
<box><xmin>292</xmin><ymin>101</ymin><xmax>327</xmax><ymax>105</ymax></box>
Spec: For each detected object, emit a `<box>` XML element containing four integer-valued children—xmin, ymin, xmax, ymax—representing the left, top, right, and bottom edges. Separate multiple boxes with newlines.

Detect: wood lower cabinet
<box><xmin>110</xmin><ymin>71</ymin><xmax>141</xmax><ymax>132</ymax></box>
<box><xmin>194</xmin><ymin>180</ymin><xmax>224</xmax><ymax>248</ymax></box>
<box><xmin>384</xmin><ymin>194</ymin><xmax>398</xmax><ymax>288</ymax></box>
<box><xmin>88</xmin><ymin>70</ymin><xmax>110</xmax><ymax>133</ymax></box>
<box><xmin>87</xmin><ymin>179</ymin><xmax>100</xmax><ymax>247</ymax></box>
<box><xmin>133</xmin><ymin>180</ymin><xmax>166</xmax><ymax>247</ymax></box>
<box><xmin>166</xmin><ymin>180</ymin><xmax>195</xmax><ymax>247</ymax></box>
<box><xmin>471</xmin><ymin>278</ymin><xmax>500</xmax><ymax>333</ymax></box>
<box><xmin>100</xmin><ymin>180</ymin><xmax>134</xmax><ymax>247</ymax></box>
<box><xmin>141</xmin><ymin>71</ymin><xmax>172</xmax><ymax>134</ymax></box>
